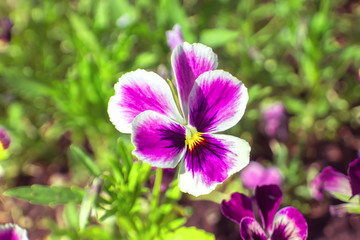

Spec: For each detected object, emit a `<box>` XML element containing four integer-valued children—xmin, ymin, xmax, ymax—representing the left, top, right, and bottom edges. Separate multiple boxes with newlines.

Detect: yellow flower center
<box><xmin>185</xmin><ymin>126</ymin><xmax>204</xmax><ymax>151</ymax></box>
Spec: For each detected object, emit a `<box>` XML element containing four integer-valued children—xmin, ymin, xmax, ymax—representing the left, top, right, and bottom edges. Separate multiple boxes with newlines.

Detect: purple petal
<box><xmin>310</xmin><ymin>166</ymin><xmax>351</xmax><ymax>201</ymax></box>
<box><xmin>240</xmin><ymin>217</ymin><xmax>267</xmax><ymax>240</ymax></box>
<box><xmin>329</xmin><ymin>203</ymin><xmax>350</xmax><ymax>217</ymax></box>
<box><xmin>221</xmin><ymin>192</ymin><xmax>254</xmax><ymax>224</ymax></box>
<box><xmin>348</xmin><ymin>157</ymin><xmax>360</xmax><ymax>197</ymax></box>
<box><xmin>0</xmin><ymin>127</ymin><xmax>11</xmax><ymax>150</ymax></box>
<box><xmin>271</xmin><ymin>207</ymin><xmax>307</xmax><ymax>240</ymax></box>
<box><xmin>171</xmin><ymin>42</ymin><xmax>218</xmax><ymax>118</ymax></box>
<box><xmin>132</xmin><ymin>111</ymin><xmax>186</xmax><ymax>168</ymax></box>
<box><xmin>178</xmin><ymin>134</ymin><xmax>250</xmax><ymax>196</ymax></box>
<box><xmin>240</xmin><ymin>161</ymin><xmax>266</xmax><ymax>189</ymax></box>
<box><xmin>188</xmin><ymin>70</ymin><xmax>248</xmax><ymax>133</ymax></box>
<box><xmin>240</xmin><ymin>162</ymin><xmax>283</xmax><ymax>189</ymax></box>
<box><xmin>262</xmin><ymin>167</ymin><xmax>283</xmax><ymax>187</ymax></box>
<box><xmin>0</xmin><ymin>224</ymin><xmax>29</xmax><ymax>240</ymax></box>
<box><xmin>108</xmin><ymin>69</ymin><xmax>183</xmax><ymax>134</ymax></box>
<box><xmin>166</xmin><ymin>24</ymin><xmax>184</xmax><ymax>51</ymax></box>
<box><xmin>255</xmin><ymin>184</ymin><xmax>283</xmax><ymax>234</ymax></box>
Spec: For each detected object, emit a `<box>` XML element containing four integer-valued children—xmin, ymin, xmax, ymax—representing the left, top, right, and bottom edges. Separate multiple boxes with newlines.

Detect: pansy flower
<box><xmin>221</xmin><ymin>184</ymin><xmax>308</xmax><ymax>240</ymax></box>
<box><xmin>0</xmin><ymin>224</ymin><xmax>29</xmax><ymax>240</ymax></box>
<box><xmin>310</xmin><ymin>157</ymin><xmax>360</xmax><ymax>215</ymax></box>
<box><xmin>240</xmin><ymin>161</ymin><xmax>283</xmax><ymax>189</ymax></box>
<box><xmin>108</xmin><ymin>42</ymin><xmax>250</xmax><ymax>196</ymax></box>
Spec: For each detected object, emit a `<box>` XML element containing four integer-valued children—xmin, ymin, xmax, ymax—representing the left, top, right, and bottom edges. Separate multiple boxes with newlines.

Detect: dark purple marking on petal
<box><xmin>221</xmin><ymin>192</ymin><xmax>254</xmax><ymax>224</ymax></box>
<box><xmin>188</xmin><ymin>70</ymin><xmax>248</xmax><ymax>133</ymax></box>
<box><xmin>132</xmin><ymin>111</ymin><xmax>186</xmax><ymax>168</ymax></box>
<box><xmin>271</xmin><ymin>207</ymin><xmax>308</xmax><ymax>240</ymax></box>
<box><xmin>310</xmin><ymin>166</ymin><xmax>351</xmax><ymax>201</ymax></box>
<box><xmin>178</xmin><ymin>134</ymin><xmax>250</xmax><ymax>196</ymax></box>
<box><xmin>348</xmin><ymin>157</ymin><xmax>360</xmax><ymax>197</ymax></box>
<box><xmin>0</xmin><ymin>127</ymin><xmax>10</xmax><ymax>149</ymax></box>
<box><xmin>184</xmin><ymin>134</ymin><xmax>233</xmax><ymax>183</ymax></box>
<box><xmin>240</xmin><ymin>217</ymin><xmax>267</xmax><ymax>240</ymax></box>
<box><xmin>255</xmin><ymin>184</ymin><xmax>283</xmax><ymax>234</ymax></box>
<box><xmin>171</xmin><ymin>43</ymin><xmax>218</xmax><ymax>117</ymax></box>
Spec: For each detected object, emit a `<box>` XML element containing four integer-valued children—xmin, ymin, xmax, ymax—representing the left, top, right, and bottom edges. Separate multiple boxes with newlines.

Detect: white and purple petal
<box><xmin>132</xmin><ymin>111</ymin><xmax>186</xmax><ymax>168</ymax></box>
<box><xmin>310</xmin><ymin>166</ymin><xmax>351</xmax><ymax>201</ymax></box>
<box><xmin>166</xmin><ymin>24</ymin><xmax>184</xmax><ymax>51</ymax></box>
<box><xmin>188</xmin><ymin>70</ymin><xmax>248</xmax><ymax>133</ymax></box>
<box><xmin>178</xmin><ymin>134</ymin><xmax>250</xmax><ymax>196</ymax></box>
<box><xmin>240</xmin><ymin>217</ymin><xmax>267</xmax><ymax>240</ymax></box>
<box><xmin>108</xmin><ymin>69</ymin><xmax>183</xmax><ymax>134</ymax></box>
<box><xmin>171</xmin><ymin>42</ymin><xmax>218</xmax><ymax>118</ymax></box>
<box><xmin>255</xmin><ymin>184</ymin><xmax>282</xmax><ymax>234</ymax></box>
<box><xmin>0</xmin><ymin>224</ymin><xmax>29</xmax><ymax>240</ymax></box>
<box><xmin>221</xmin><ymin>192</ymin><xmax>254</xmax><ymax>224</ymax></box>
<box><xmin>271</xmin><ymin>207</ymin><xmax>307</xmax><ymax>240</ymax></box>
<box><xmin>348</xmin><ymin>157</ymin><xmax>360</xmax><ymax>197</ymax></box>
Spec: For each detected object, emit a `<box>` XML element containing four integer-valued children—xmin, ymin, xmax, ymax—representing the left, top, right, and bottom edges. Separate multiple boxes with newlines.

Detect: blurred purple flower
<box><xmin>0</xmin><ymin>224</ymin><xmax>28</xmax><ymax>240</ymax></box>
<box><xmin>310</xmin><ymin>158</ymin><xmax>360</xmax><ymax>200</ymax></box>
<box><xmin>166</xmin><ymin>24</ymin><xmax>184</xmax><ymax>51</ymax></box>
<box><xmin>221</xmin><ymin>185</ymin><xmax>308</xmax><ymax>240</ymax></box>
<box><xmin>0</xmin><ymin>127</ymin><xmax>11</xmax><ymax>150</ymax></box>
<box><xmin>0</xmin><ymin>18</ymin><xmax>13</xmax><ymax>44</ymax></box>
<box><xmin>262</xmin><ymin>103</ymin><xmax>288</xmax><ymax>141</ymax></box>
<box><xmin>240</xmin><ymin>161</ymin><xmax>283</xmax><ymax>189</ymax></box>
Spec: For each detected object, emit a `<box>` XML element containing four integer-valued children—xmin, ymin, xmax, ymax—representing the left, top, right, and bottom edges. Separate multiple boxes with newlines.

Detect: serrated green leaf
<box><xmin>69</xmin><ymin>146</ymin><xmax>101</xmax><ymax>176</ymax></box>
<box><xmin>5</xmin><ymin>185</ymin><xmax>84</xmax><ymax>205</ymax></box>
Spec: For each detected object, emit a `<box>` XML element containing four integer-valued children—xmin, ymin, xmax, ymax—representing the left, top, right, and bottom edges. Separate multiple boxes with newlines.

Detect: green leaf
<box><xmin>332</xmin><ymin>192</ymin><xmax>352</xmax><ymax>202</ymax></box>
<box><xmin>69</xmin><ymin>13</ymin><xmax>101</xmax><ymax>53</ymax></box>
<box><xmin>69</xmin><ymin>146</ymin><xmax>101</xmax><ymax>176</ymax></box>
<box><xmin>79</xmin><ymin>177</ymin><xmax>102</xmax><ymax>230</ymax></box>
<box><xmin>200</xmin><ymin>29</ymin><xmax>239</xmax><ymax>48</ymax></box>
<box><xmin>161</xmin><ymin>227</ymin><xmax>215</xmax><ymax>240</ymax></box>
<box><xmin>5</xmin><ymin>185</ymin><xmax>84</xmax><ymax>205</ymax></box>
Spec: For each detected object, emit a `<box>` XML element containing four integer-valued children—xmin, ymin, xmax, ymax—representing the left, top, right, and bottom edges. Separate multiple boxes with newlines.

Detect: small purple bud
<box><xmin>0</xmin><ymin>18</ymin><xmax>13</xmax><ymax>43</ymax></box>
<box><xmin>0</xmin><ymin>127</ymin><xmax>11</xmax><ymax>150</ymax></box>
<box><xmin>348</xmin><ymin>157</ymin><xmax>360</xmax><ymax>197</ymax></box>
<box><xmin>240</xmin><ymin>161</ymin><xmax>283</xmax><ymax>189</ymax></box>
<box><xmin>262</xmin><ymin>103</ymin><xmax>288</xmax><ymax>141</ymax></box>
<box><xmin>0</xmin><ymin>224</ymin><xmax>29</xmax><ymax>240</ymax></box>
<box><xmin>166</xmin><ymin>24</ymin><xmax>184</xmax><ymax>51</ymax></box>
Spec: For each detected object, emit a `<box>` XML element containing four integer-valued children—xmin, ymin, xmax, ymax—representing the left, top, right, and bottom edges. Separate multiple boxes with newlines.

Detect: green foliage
<box><xmin>5</xmin><ymin>185</ymin><xmax>84</xmax><ymax>205</ymax></box>
<box><xmin>1</xmin><ymin>0</ymin><xmax>360</xmax><ymax>238</ymax></box>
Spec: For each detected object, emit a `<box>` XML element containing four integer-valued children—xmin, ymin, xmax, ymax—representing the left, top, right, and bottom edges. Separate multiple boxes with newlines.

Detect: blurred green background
<box><xmin>1</xmin><ymin>0</ymin><xmax>360</xmax><ymax>239</ymax></box>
